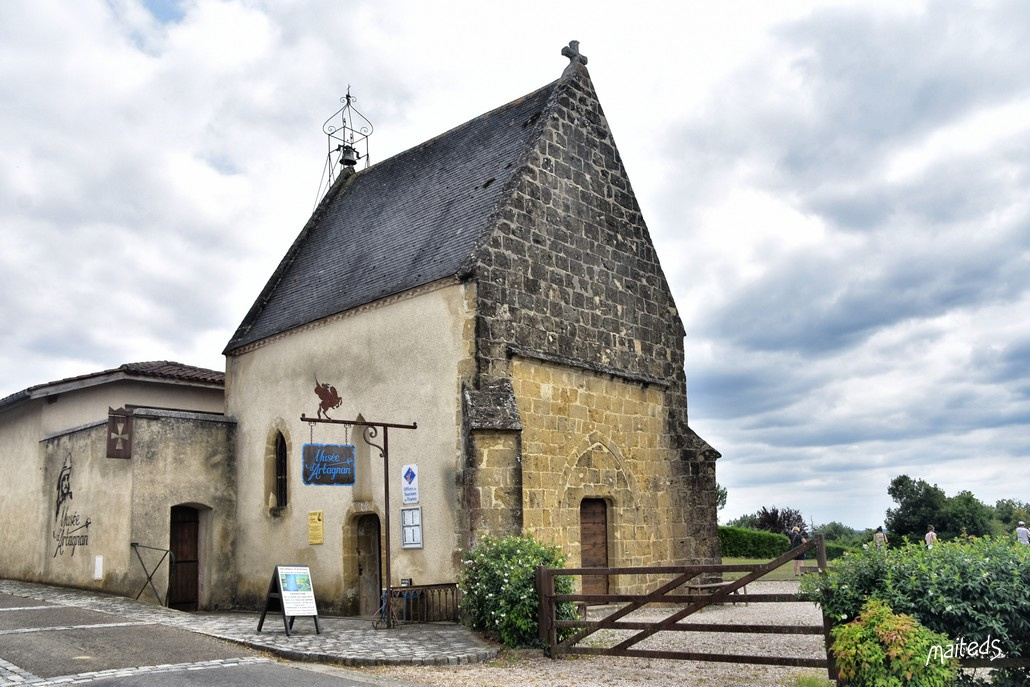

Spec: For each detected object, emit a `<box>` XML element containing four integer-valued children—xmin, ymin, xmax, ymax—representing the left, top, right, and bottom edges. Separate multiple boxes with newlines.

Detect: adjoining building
<box><xmin>0</xmin><ymin>362</ymin><xmax>232</xmax><ymax>610</ymax></box>
<box><xmin>0</xmin><ymin>43</ymin><xmax>720</xmax><ymax>615</ymax></box>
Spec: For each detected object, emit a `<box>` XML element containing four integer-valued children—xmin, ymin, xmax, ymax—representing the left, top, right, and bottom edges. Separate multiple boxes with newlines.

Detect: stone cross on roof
<box><xmin>561</xmin><ymin>40</ymin><xmax>588</xmax><ymax>76</ymax></box>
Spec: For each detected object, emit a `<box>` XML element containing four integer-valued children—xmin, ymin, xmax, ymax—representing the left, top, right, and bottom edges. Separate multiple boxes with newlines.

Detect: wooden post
<box><xmin>815</xmin><ymin>535</ymin><xmax>839</xmax><ymax>683</ymax></box>
<box><xmin>536</xmin><ymin>564</ymin><xmax>555</xmax><ymax>655</ymax></box>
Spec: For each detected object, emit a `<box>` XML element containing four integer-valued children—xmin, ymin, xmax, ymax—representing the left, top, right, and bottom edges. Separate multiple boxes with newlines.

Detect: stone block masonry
<box><xmin>462</xmin><ymin>62</ymin><xmax>720</xmax><ymax>570</ymax></box>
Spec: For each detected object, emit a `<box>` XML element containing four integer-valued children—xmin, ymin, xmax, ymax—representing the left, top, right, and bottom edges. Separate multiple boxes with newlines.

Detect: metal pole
<box><xmin>383</xmin><ymin>426</ymin><xmax>393</xmax><ymax>628</ymax></box>
<box><xmin>298</xmin><ymin>415</ymin><xmax>416</xmax><ymax>629</ymax></box>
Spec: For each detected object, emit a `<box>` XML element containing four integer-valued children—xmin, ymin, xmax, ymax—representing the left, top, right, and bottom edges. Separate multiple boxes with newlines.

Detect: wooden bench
<box><xmin>685</xmin><ymin>581</ymin><xmax>748</xmax><ymax>606</ymax></box>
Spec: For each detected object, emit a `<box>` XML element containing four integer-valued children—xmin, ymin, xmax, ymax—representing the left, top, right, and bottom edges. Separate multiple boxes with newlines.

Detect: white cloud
<box><xmin>1</xmin><ymin>0</ymin><xmax>1027</xmax><ymax>530</ymax></box>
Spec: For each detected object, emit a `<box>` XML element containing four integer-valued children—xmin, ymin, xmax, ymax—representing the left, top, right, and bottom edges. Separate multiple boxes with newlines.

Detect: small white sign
<box><xmin>401</xmin><ymin>507</ymin><xmax>423</xmax><ymax>549</ymax></box>
<box><xmin>277</xmin><ymin>565</ymin><xmax>318</xmax><ymax>616</ymax></box>
<box><xmin>401</xmin><ymin>463</ymin><xmax>419</xmax><ymax>504</ymax></box>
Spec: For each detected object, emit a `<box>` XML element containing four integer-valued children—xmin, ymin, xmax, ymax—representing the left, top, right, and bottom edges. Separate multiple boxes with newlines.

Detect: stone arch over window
<box><xmin>557</xmin><ymin>431</ymin><xmax>638</xmax><ymax>506</ymax></box>
<box><xmin>264</xmin><ymin>420</ymin><xmax>292</xmax><ymax>514</ymax></box>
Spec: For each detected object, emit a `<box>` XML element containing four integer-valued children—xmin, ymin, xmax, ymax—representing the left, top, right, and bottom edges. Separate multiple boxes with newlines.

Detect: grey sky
<box><xmin>2</xmin><ymin>0</ymin><xmax>1027</xmax><ymax>529</ymax></box>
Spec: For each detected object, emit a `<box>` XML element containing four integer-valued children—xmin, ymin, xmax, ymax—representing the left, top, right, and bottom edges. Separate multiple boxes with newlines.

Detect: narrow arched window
<box><xmin>275</xmin><ymin>432</ymin><xmax>288</xmax><ymax>508</ymax></box>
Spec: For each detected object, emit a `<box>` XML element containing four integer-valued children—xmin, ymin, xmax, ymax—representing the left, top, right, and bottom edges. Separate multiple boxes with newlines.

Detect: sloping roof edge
<box><xmin>0</xmin><ymin>361</ymin><xmax>225</xmax><ymax>414</ymax></box>
<box><xmin>224</xmin><ymin>78</ymin><xmax>565</xmax><ymax>356</ymax></box>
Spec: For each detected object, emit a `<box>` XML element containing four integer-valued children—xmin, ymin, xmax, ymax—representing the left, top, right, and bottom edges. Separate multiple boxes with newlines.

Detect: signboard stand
<box><xmin>257</xmin><ymin>565</ymin><xmax>321</xmax><ymax>636</ymax></box>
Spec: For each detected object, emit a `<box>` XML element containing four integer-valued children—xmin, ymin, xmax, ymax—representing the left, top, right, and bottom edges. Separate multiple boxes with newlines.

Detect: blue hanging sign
<box><xmin>302</xmin><ymin>443</ymin><xmax>356</xmax><ymax>485</ymax></box>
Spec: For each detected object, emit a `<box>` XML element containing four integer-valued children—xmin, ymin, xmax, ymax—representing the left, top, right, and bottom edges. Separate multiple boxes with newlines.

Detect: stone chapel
<box><xmin>0</xmin><ymin>42</ymin><xmax>720</xmax><ymax>615</ymax></box>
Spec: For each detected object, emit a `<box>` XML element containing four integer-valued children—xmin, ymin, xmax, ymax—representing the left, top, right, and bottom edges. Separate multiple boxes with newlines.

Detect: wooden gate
<box><xmin>537</xmin><ymin>536</ymin><xmax>835</xmax><ymax>679</ymax></box>
<box><xmin>168</xmin><ymin>506</ymin><xmax>199</xmax><ymax>611</ymax></box>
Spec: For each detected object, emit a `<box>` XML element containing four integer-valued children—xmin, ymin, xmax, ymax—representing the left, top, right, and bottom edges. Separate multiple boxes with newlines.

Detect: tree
<box><xmin>814</xmin><ymin>521</ymin><xmax>864</xmax><ymax>548</ymax></box>
<box><xmin>754</xmin><ymin>506</ymin><xmax>807</xmax><ymax>535</ymax></box>
<box><xmin>885</xmin><ymin>475</ymin><xmax>947</xmax><ymax>540</ymax></box>
<box><xmin>994</xmin><ymin>498</ymin><xmax>1030</xmax><ymax>528</ymax></box>
<box><xmin>726</xmin><ymin>512</ymin><xmax>758</xmax><ymax>529</ymax></box>
<box><xmin>939</xmin><ymin>490</ymin><xmax>992</xmax><ymax>538</ymax></box>
<box><xmin>715</xmin><ymin>482</ymin><xmax>728</xmax><ymax>511</ymax></box>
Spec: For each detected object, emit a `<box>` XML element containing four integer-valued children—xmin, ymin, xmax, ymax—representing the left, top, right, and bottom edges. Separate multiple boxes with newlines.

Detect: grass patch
<box><xmin>721</xmin><ymin>557</ymin><xmax>805</xmax><ymax>581</ymax></box>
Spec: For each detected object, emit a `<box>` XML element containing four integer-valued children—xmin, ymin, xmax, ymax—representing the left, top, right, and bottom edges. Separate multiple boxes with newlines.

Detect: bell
<box><xmin>339</xmin><ymin>144</ymin><xmax>359</xmax><ymax>167</ymax></box>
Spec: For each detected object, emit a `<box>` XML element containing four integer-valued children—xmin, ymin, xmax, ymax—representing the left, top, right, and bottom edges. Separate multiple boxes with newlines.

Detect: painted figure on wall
<box><xmin>52</xmin><ymin>453</ymin><xmax>91</xmax><ymax>557</ymax></box>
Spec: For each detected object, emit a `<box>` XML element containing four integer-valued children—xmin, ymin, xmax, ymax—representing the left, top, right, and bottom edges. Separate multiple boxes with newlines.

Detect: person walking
<box><xmin>873</xmin><ymin>526</ymin><xmax>888</xmax><ymax>549</ymax></box>
<box><xmin>924</xmin><ymin>525</ymin><xmax>938</xmax><ymax>549</ymax></box>
<box><xmin>1016</xmin><ymin>521</ymin><xmax>1030</xmax><ymax>546</ymax></box>
<box><xmin>789</xmin><ymin>526</ymin><xmax>807</xmax><ymax>576</ymax></box>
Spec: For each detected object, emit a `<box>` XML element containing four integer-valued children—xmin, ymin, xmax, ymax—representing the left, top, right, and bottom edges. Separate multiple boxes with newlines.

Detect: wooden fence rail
<box><xmin>536</xmin><ymin>535</ymin><xmax>837</xmax><ymax>680</ymax></box>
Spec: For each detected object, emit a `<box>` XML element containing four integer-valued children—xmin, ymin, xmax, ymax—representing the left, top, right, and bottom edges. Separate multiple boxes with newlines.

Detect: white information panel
<box><xmin>277</xmin><ymin>565</ymin><xmax>318</xmax><ymax>617</ymax></box>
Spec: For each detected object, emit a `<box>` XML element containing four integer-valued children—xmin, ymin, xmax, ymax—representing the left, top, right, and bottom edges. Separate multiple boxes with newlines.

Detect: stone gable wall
<box><xmin>464</xmin><ymin>68</ymin><xmax>720</xmax><ymax>565</ymax></box>
<box><xmin>474</xmin><ymin>69</ymin><xmax>687</xmax><ymax>406</ymax></box>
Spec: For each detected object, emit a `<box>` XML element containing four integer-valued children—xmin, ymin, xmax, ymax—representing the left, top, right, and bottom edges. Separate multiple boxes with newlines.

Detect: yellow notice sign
<box><xmin>308</xmin><ymin>511</ymin><xmax>324</xmax><ymax>545</ymax></box>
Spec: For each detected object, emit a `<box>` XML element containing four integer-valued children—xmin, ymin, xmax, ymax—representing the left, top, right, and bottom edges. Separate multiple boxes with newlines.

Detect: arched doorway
<box><xmin>168</xmin><ymin>505</ymin><xmax>199</xmax><ymax>611</ymax></box>
<box><xmin>356</xmin><ymin>513</ymin><xmax>382</xmax><ymax>618</ymax></box>
<box><xmin>580</xmin><ymin>498</ymin><xmax>609</xmax><ymax>596</ymax></box>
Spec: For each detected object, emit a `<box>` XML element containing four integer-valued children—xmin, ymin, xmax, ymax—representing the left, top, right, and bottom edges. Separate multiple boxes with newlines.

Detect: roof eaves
<box><xmin>0</xmin><ymin>361</ymin><xmax>224</xmax><ymax>416</ymax></box>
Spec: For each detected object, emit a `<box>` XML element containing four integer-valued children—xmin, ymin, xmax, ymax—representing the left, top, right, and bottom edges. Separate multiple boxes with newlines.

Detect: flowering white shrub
<box><xmin>459</xmin><ymin>534</ymin><xmax>576</xmax><ymax>648</ymax></box>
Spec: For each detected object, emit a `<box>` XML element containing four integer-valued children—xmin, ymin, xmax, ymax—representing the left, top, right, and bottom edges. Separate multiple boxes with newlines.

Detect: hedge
<box><xmin>718</xmin><ymin>526</ymin><xmax>789</xmax><ymax>558</ymax></box>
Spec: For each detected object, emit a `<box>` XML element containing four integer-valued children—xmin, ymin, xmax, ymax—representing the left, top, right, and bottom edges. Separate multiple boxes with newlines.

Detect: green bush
<box><xmin>802</xmin><ymin>536</ymin><xmax>1030</xmax><ymax>686</ymax></box>
<box><xmin>831</xmin><ymin>598</ymin><xmax>958</xmax><ymax>686</ymax></box>
<box><xmin>824</xmin><ymin>541</ymin><xmax>859</xmax><ymax>561</ymax></box>
<box><xmin>718</xmin><ymin>525</ymin><xmax>789</xmax><ymax>558</ymax></box>
<box><xmin>458</xmin><ymin>534</ymin><xmax>577</xmax><ymax>648</ymax></box>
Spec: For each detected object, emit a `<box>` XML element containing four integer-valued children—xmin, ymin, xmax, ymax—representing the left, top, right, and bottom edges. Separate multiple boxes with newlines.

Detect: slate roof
<box><xmin>224</xmin><ymin>79</ymin><xmax>561</xmax><ymax>353</ymax></box>
<box><xmin>0</xmin><ymin>361</ymin><xmax>225</xmax><ymax>413</ymax></box>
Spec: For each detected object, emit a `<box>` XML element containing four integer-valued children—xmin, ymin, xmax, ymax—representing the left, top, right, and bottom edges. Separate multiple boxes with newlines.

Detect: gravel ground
<box><xmin>361</xmin><ymin>581</ymin><xmax>835</xmax><ymax>687</ymax></box>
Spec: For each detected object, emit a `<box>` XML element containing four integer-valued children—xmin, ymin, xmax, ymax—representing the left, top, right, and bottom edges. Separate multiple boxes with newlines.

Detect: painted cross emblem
<box><xmin>106</xmin><ymin>407</ymin><xmax>133</xmax><ymax>459</ymax></box>
<box><xmin>110</xmin><ymin>421</ymin><xmax>129</xmax><ymax>449</ymax></box>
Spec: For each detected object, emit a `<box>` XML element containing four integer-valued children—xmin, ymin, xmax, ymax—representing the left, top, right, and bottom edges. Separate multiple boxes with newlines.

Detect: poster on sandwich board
<box><xmin>276</xmin><ymin>565</ymin><xmax>317</xmax><ymax>616</ymax></box>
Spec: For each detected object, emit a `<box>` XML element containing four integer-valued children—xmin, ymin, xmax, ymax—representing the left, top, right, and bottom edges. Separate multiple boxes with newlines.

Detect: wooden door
<box><xmin>580</xmin><ymin>498</ymin><xmax>609</xmax><ymax>596</ymax></box>
<box><xmin>356</xmin><ymin>514</ymin><xmax>382</xmax><ymax>618</ymax></box>
<box><xmin>168</xmin><ymin>506</ymin><xmax>199</xmax><ymax>611</ymax></box>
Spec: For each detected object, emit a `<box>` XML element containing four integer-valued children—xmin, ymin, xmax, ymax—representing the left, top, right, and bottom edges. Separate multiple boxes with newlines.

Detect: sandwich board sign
<box><xmin>256</xmin><ymin>565</ymin><xmax>320</xmax><ymax>636</ymax></box>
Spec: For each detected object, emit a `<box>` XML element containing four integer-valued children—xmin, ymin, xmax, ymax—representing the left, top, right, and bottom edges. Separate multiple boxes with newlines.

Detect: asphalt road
<box><xmin>0</xmin><ymin>592</ymin><xmax>408</xmax><ymax>686</ymax></box>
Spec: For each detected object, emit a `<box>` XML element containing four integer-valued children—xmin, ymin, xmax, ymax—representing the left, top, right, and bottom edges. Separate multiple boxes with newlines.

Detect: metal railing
<box><xmin>384</xmin><ymin>583</ymin><xmax>461</xmax><ymax>623</ymax></box>
<box><xmin>130</xmin><ymin>542</ymin><xmax>174</xmax><ymax>606</ymax></box>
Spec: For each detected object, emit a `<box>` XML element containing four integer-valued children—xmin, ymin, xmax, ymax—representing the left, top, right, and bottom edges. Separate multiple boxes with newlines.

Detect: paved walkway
<box><xmin>0</xmin><ymin>580</ymin><xmax>498</xmax><ymax>668</ymax></box>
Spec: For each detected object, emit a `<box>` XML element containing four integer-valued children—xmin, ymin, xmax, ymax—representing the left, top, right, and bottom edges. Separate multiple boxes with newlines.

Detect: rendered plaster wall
<box><xmin>37</xmin><ymin>411</ymin><xmax>235</xmax><ymax>608</ymax></box>
<box><xmin>225</xmin><ymin>281</ymin><xmax>472</xmax><ymax>614</ymax></box>
<box><xmin>0</xmin><ymin>401</ymin><xmax>52</xmax><ymax>581</ymax></box>
<box><xmin>0</xmin><ymin>382</ymin><xmax>226</xmax><ymax>586</ymax></box>
<box><xmin>127</xmin><ymin>410</ymin><xmax>236</xmax><ymax>609</ymax></box>
<box><xmin>37</xmin><ymin>381</ymin><xmax>224</xmax><ymax>437</ymax></box>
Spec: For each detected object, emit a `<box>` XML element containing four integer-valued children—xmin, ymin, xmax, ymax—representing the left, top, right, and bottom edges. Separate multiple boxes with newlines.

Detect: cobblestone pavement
<box><xmin>0</xmin><ymin>579</ymin><xmax>497</xmax><ymax>681</ymax></box>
